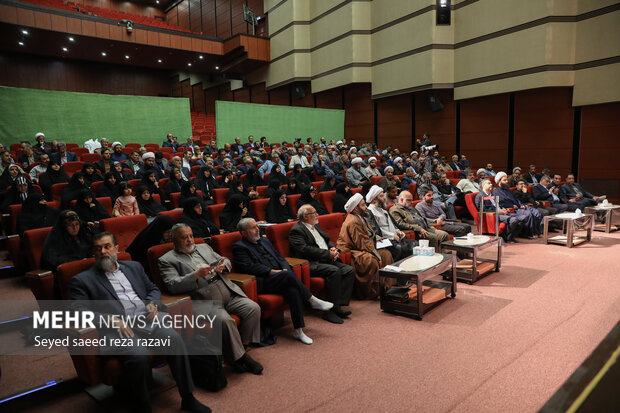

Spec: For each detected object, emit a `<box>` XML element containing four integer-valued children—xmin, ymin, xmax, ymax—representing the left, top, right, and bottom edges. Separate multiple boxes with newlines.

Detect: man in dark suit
<box><xmin>560</xmin><ymin>173</ymin><xmax>600</xmax><ymax>207</ymax></box>
<box><xmin>449</xmin><ymin>154</ymin><xmax>460</xmax><ymax>171</ymax></box>
<box><xmin>158</xmin><ymin>224</ymin><xmax>263</xmax><ymax>374</ymax></box>
<box><xmin>69</xmin><ymin>232</ymin><xmax>211</xmax><ymax>413</ymax></box>
<box><xmin>94</xmin><ymin>148</ymin><xmax>114</xmax><ymax>175</ymax></box>
<box><xmin>232</xmin><ymin>218</ymin><xmax>333</xmax><ymax>345</ymax></box>
<box><xmin>50</xmin><ymin>142</ymin><xmax>78</xmax><ymax>165</ymax></box>
<box><xmin>289</xmin><ymin>205</ymin><xmax>355</xmax><ymax>324</ymax></box>
<box><xmin>523</xmin><ymin>165</ymin><xmax>542</xmax><ymax>185</ymax></box>
<box><xmin>532</xmin><ymin>175</ymin><xmax>569</xmax><ymax>212</ymax></box>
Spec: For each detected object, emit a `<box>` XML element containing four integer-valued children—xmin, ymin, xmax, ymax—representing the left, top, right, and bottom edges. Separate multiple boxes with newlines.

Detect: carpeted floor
<box><xmin>1</xmin><ymin>230</ymin><xmax>619</xmax><ymax>413</ymax></box>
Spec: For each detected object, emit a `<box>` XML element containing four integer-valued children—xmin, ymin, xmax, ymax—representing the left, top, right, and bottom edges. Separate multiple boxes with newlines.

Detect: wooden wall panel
<box><xmin>181</xmin><ymin>79</ymin><xmax>192</xmax><ymax>108</ymax></box>
<box><xmin>202</xmin><ymin>0</ymin><xmax>216</xmax><ymax>37</ymax></box>
<box><xmin>250</xmin><ymin>83</ymin><xmax>268</xmax><ymax>104</ymax></box>
<box><xmin>315</xmin><ymin>87</ymin><xmax>343</xmax><ymax>110</ymax></box>
<box><xmin>177</xmin><ymin>0</ymin><xmax>190</xmax><ymax>30</ymax></box>
<box><xmin>219</xmin><ymin>82</ymin><xmax>232</xmax><ymax>102</ymax></box>
<box><xmin>460</xmin><ymin>93</ymin><xmax>509</xmax><ymax>172</ymax></box>
<box><xmin>344</xmin><ymin>84</ymin><xmax>374</xmax><ymax>143</ymax></box>
<box><xmin>205</xmin><ymin>86</ymin><xmax>218</xmax><ymax>113</ymax></box>
<box><xmin>189</xmin><ymin>0</ymin><xmax>202</xmax><ymax>33</ymax></box>
<box><xmin>0</xmin><ymin>52</ymin><xmax>170</xmax><ymax>97</ymax></box>
<box><xmin>415</xmin><ymin>90</ymin><xmax>456</xmax><ymax>159</ymax></box>
<box><xmin>167</xmin><ymin>7</ymin><xmax>178</xmax><ymax>26</ymax></box>
<box><xmin>233</xmin><ymin>87</ymin><xmax>250</xmax><ymax>102</ymax></box>
<box><xmin>269</xmin><ymin>86</ymin><xmax>289</xmax><ymax>106</ymax></box>
<box><xmin>231</xmin><ymin>0</ymin><xmax>246</xmax><ymax>35</ymax></box>
<box><xmin>216</xmin><ymin>0</ymin><xmax>231</xmax><ymax>38</ymax></box>
<box><xmin>579</xmin><ymin>101</ymin><xmax>620</xmax><ymax>202</ymax></box>
<box><xmin>192</xmin><ymin>84</ymin><xmax>205</xmax><ymax>112</ymax></box>
<box><xmin>170</xmin><ymin>75</ymin><xmax>181</xmax><ymax>97</ymax></box>
<box><xmin>514</xmin><ymin>88</ymin><xmax>573</xmax><ymax>176</ymax></box>
<box><xmin>377</xmin><ymin>94</ymin><xmax>412</xmax><ymax>152</ymax></box>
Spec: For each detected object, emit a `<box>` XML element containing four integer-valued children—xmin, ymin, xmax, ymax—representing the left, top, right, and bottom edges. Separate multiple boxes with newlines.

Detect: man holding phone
<box><xmin>158</xmin><ymin>223</ymin><xmax>263</xmax><ymax>375</ymax></box>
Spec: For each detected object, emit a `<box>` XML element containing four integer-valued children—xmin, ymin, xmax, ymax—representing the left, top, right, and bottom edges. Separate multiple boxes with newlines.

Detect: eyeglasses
<box><xmin>304</xmin><ymin>211</ymin><xmax>318</xmax><ymax>216</ymax></box>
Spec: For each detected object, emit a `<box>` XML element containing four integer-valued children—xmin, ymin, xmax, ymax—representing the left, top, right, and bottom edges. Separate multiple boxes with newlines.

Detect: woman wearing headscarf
<box><xmin>319</xmin><ymin>176</ymin><xmax>337</xmax><ymax>192</ymax></box>
<box><xmin>72</xmin><ymin>188</ymin><xmax>110</xmax><ymax>225</ymax></box>
<box><xmin>180</xmin><ymin>180</ymin><xmax>201</xmax><ymax>206</ymax></box>
<box><xmin>291</xmin><ymin>163</ymin><xmax>312</xmax><ymax>188</ymax></box>
<box><xmin>226</xmin><ymin>180</ymin><xmax>252</xmax><ymax>208</ymax></box>
<box><xmin>0</xmin><ymin>175</ymin><xmax>38</xmax><ymax>212</ymax></box>
<box><xmin>40</xmin><ymin>210</ymin><xmax>94</xmax><ymax>272</ymax></box>
<box><xmin>97</xmin><ymin>172</ymin><xmax>120</xmax><ymax>202</ymax></box>
<box><xmin>193</xmin><ymin>166</ymin><xmax>218</xmax><ymax>205</ymax></box>
<box><xmin>126</xmin><ymin>214</ymin><xmax>175</xmax><ymax>272</ymax></box>
<box><xmin>165</xmin><ymin>168</ymin><xmax>184</xmax><ymax>198</ymax></box>
<box><xmin>333</xmin><ymin>183</ymin><xmax>353</xmax><ymax>214</ymax></box>
<box><xmin>219</xmin><ymin>194</ymin><xmax>250</xmax><ymax>232</ymax></box>
<box><xmin>112</xmin><ymin>161</ymin><xmax>133</xmax><ymax>182</ymax></box>
<box><xmin>243</xmin><ymin>167</ymin><xmax>264</xmax><ymax>190</ymax></box>
<box><xmin>16</xmin><ymin>191</ymin><xmax>59</xmax><ymax>236</ymax></box>
<box><xmin>266</xmin><ymin>189</ymin><xmax>295</xmax><ymax>224</ymax></box>
<box><xmin>135</xmin><ymin>185</ymin><xmax>166</xmax><ymax>217</ymax></box>
<box><xmin>285</xmin><ymin>179</ymin><xmax>301</xmax><ymax>195</ymax></box>
<box><xmin>140</xmin><ymin>170</ymin><xmax>166</xmax><ymax>202</ymax></box>
<box><xmin>81</xmin><ymin>162</ymin><xmax>103</xmax><ymax>187</ymax></box>
<box><xmin>297</xmin><ymin>185</ymin><xmax>328</xmax><ymax>215</ymax></box>
<box><xmin>180</xmin><ymin>197</ymin><xmax>220</xmax><ymax>238</ymax></box>
<box><xmin>39</xmin><ymin>160</ymin><xmax>70</xmax><ymax>201</ymax></box>
<box><xmin>61</xmin><ymin>172</ymin><xmax>89</xmax><ymax>209</ymax></box>
<box><xmin>267</xmin><ymin>163</ymin><xmax>288</xmax><ymax>186</ymax></box>
<box><xmin>264</xmin><ymin>179</ymin><xmax>282</xmax><ymax>199</ymax></box>
<box><xmin>0</xmin><ymin>164</ymin><xmax>22</xmax><ymax>193</ymax></box>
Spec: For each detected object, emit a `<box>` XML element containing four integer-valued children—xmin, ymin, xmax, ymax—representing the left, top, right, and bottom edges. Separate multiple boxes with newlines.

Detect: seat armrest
<box><xmin>285</xmin><ymin>257</ymin><xmax>310</xmax><ymax>289</ymax></box>
<box><xmin>161</xmin><ymin>294</ymin><xmax>191</xmax><ymax>309</ymax></box>
<box><xmin>285</xmin><ymin>257</ymin><xmax>308</xmax><ymax>267</ymax></box>
<box><xmin>445</xmin><ymin>219</ymin><xmax>462</xmax><ymax>223</ymax></box>
<box><xmin>25</xmin><ymin>269</ymin><xmax>54</xmax><ymax>279</ymax></box>
<box><xmin>227</xmin><ymin>272</ymin><xmax>258</xmax><ymax>302</ymax></box>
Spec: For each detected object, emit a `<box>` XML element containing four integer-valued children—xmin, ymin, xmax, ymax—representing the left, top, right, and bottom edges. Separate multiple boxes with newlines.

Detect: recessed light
<box><xmin>215</xmin><ymin>66</ymin><xmax>219</xmax><ymax>70</ymax></box>
<box><xmin>62</xmin><ymin>47</ymin><xmax>68</xmax><ymax>52</ymax></box>
<box><xmin>18</xmin><ymin>41</ymin><xmax>24</xmax><ymax>46</ymax></box>
<box><xmin>68</xmin><ymin>37</ymin><xmax>75</xmax><ymax>42</ymax></box>
<box><xmin>125</xmin><ymin>55</ymin><xmax>130</xmax><ymax>59</ymax></box>
<box><xmin>101</xmin><ymin>52</ymin><xmax>107</xmax><ymax>56</ymax></box>
<box><xmin>157</xmin><ymin>59</ymin><xmax>162</xmax><ymax>63</ymax></box>
<box><xmin>187</xmin><ymin>63</ymin><xmax>192</xmax><ymax>66</ymax></box>
<box><xmin>21</xmin><ymin>29</ymin><xmax>28</xmax><ymax>35</ymax></box>
<box><xmin>198</xmin><ymin>55</ymin><xmax>203</xmax><ymax>59</ymax></box>
<box><xmin>156</xmin><ymin>0</ymin><xmax>159</xmax><ymax>3</ymax></box>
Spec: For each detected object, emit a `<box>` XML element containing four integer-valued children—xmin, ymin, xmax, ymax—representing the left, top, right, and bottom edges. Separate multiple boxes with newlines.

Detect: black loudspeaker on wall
<box><xmin>294</xmin><ymin>86</ymin><xmax>306</xmax><ymax>100</ymax></box>
<box><xmin>428</xmin><ymin>91</ymin><xmax>444</xmax><ymax>112</ymax></box>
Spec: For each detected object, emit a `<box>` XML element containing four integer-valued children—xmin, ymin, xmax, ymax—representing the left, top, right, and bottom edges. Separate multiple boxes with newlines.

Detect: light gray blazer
<box><xmin>158</xmin><ymin>243</ymin><xmax>246</xmax><ymax>298</ymax></box>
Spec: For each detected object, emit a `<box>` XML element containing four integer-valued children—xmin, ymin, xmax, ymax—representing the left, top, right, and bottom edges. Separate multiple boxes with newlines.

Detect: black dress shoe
<box><xmin>334</xmin><ymin>308</ymin><xmax>352</xmax><ymax>318</ymax></box>
<box><xmin>236</xmin><ymin>353</ymin><xmax>263</xmax><ymax>375</ymax></box>
<box><xmin>181</xmin><ymin>395</ymin><xmax>212</xmax><ymax>413</ymax></box>
<box><xmin>322</xmin><ymin>310</ymin><xmax>344</xmax><ymax>324</ymax></box>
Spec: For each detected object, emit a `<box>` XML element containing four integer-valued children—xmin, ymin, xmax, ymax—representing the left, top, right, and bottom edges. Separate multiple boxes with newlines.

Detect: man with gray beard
<box><xmin>69</xmin><ymin>232</ymin><xmax>211</xmax><ymax>413</ymax></box>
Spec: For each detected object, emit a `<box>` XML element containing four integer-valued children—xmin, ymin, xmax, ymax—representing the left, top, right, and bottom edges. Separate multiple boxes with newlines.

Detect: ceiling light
<box><xmin>198</xmin><ymin>55</ymin><xmax>203</xmax><ymax>59</ymax></box>
<box><xmin>18</xmin><ymin>41</ymin><xmax>24</xmax><ymax>46</ymax></box>
<box><xmin>125</xmin><ymin>55</ymin><xmax>130</xmax><ymax>59</ymax></box>
<box><xmin>215</xmin><ymin>66</ymin><xmax>219</xmax><ymax>70</ymax></box>
<box><xmin>187</xmin><ymin>63</ymin><xmax>192</xmax><ymax>66</ymax></box>
<box><xmin>156</xmin><ymin>0</ymin><xmax>159</xmax><ymax>3</ymax></box>
<box><xmin>21</xmin><ymin>29</ymin><xmax>28</xmax><ymax>35</ymax></box>
<box><xmin>62</xmin><ymin>47</ymin><xmax>68</xmax><ymax>52</ymax></box>
<box><xmin>101</xmin><ymin>52</ymin><xmax>107</xmax><ymax>56</ymax></box>
<box><xmin>157</xmin><ymin>59</ymin><xmax>162</xmax><ymax>63</ymax></box>
<box><xmin>68</xmin><ymin>37</ymin><xmax>75</xmax><ymax>42</ymax></box>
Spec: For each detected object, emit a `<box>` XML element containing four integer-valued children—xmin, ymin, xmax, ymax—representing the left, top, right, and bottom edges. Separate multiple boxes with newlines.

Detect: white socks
<box><xmin>293</xmin><ymin>328</ymin><xmax>313</xmax><ymax>345</ymax></box>
<box><xmin>309</xmin><ymin>296</ymin><xmax>334</xmax><ymax>311</ymax></box>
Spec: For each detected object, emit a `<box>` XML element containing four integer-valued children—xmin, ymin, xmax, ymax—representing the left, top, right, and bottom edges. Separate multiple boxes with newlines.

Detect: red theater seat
<box><xmin>99</xmin><ymin>214</ymin><xmax>148</xmax><ymax>251</ymax></box>
<box><xmin>81</xmin><ymin>153</ymin><xmax>101</xmax><ymax>163</ymax></box>
<box><xmin>206</xmin><ymin>203</ymin><xmax>225</xmax><ymax>229</ymax></box>
<box><xmin>63</xmin><ymin>161</ymin><xmax>85</xmax><ymax>176</ymax></box>
<box><xmin>287</xmin><ymin>194</ymin><xmax>301</xmax><ymax>216</ymax></box>
<box><xmin>317</xmin><ymin>190</ymin><xmax>336</xmax><ymax>213</ymax></box>
<box><xmin>213</xmin><ymin>188</ymin><xmax>229</xmax><ymax>204</ymax></box>
<box><xmin>144</xmin><ymin>143</ymin><xmax>159</xmax><ymax>152</ymax></box>
<box><xmin>51</xmin><ymin>182</ymin><xmax>68</xmax><ymax>203</ymax></box>
<box><xmin>23</xmin><ymin>226</ymin><xmax>54</xmax><ymax>300</ymax></box>
<box><xmin>249</xmin><ymin>198</ymin><xmax>269</xmax><ymax>222</ymax></box>
<box><xmin>157</xmin><ymin>209</ymin><xmax>183</xmax><ymax>222</ymax></box>
<box><xmin>465</xmin><ymin>192</ymin><xmax>506</xmax><ymax>236</ymax></box>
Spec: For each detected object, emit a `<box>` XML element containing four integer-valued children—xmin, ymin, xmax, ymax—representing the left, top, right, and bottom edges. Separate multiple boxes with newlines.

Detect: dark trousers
<box><xmin>105</xmin><ymin>326</ymin><xmax>194</xmax><ymax>408</ymax></box>
<box><xmin>258</xmin><ymin>270</ymin><xmax>312</xmax><ymax>329</ymax></box>
<box><xmin>309</xmin><ymin>261</ymin><xmax>355</xmax><ymax>308</ymax></box>
<box><xmin>442</xmin><ymin>222</ymin><xmax>471</xmax><ymax>237</ymax></box>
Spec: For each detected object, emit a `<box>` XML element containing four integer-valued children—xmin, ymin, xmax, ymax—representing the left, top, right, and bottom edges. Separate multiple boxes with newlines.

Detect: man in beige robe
<box><xmin>336</xmin><ymin>193</ymin><xmax>393</xmax><ymax>300</ymax></box>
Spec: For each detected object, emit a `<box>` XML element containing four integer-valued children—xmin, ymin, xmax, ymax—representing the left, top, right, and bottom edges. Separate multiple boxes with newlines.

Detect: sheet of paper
<box><xmin>376</xmin><ymin>238</ymin><xmax>393</xmax><ymax>249</ymax></box>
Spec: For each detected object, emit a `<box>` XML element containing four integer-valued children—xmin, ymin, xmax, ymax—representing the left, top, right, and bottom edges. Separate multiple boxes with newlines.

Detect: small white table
<box><xmin>585</xmin><ymin>205</ymin><xmax>620</xmax><ymax>233</ymax></box>
<box><xmin>543</xmin><ymin>213</ymin><xmax>594</xmax><ymax>248</ymax></box>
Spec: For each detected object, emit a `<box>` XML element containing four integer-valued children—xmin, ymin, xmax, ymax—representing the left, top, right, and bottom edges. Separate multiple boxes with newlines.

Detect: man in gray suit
<box><xmin>158</xmin><ymin>223</ymin><xmax>263</xmax><ymax>375</ymax></box>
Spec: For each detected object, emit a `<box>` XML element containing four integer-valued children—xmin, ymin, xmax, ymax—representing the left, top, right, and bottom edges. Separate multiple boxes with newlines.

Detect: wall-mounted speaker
<box><xmin>428</xmin><ymin>91</ymin><xmax>444</xmax><ymax>112</ymax></box>
<box><xmin>294</xmin><ymin>86</ymin><xmax>306</xmax><ymax>100</ymax></box>
<box><xmin>436</xmin><ymin>0</ymin><xmax>451</xmax><ymax>25</ymax></box>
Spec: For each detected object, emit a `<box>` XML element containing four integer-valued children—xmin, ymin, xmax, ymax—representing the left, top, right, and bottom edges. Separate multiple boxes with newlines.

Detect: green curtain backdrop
<box><xmin>215</xmin><ymin>100</ymin><xmax>345</xmax><ymax>146</ymax></box>
<box><xmin>0</xmin><ymin>86</ymin><xmax>192</xmax><ymax>146</ymax></box>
